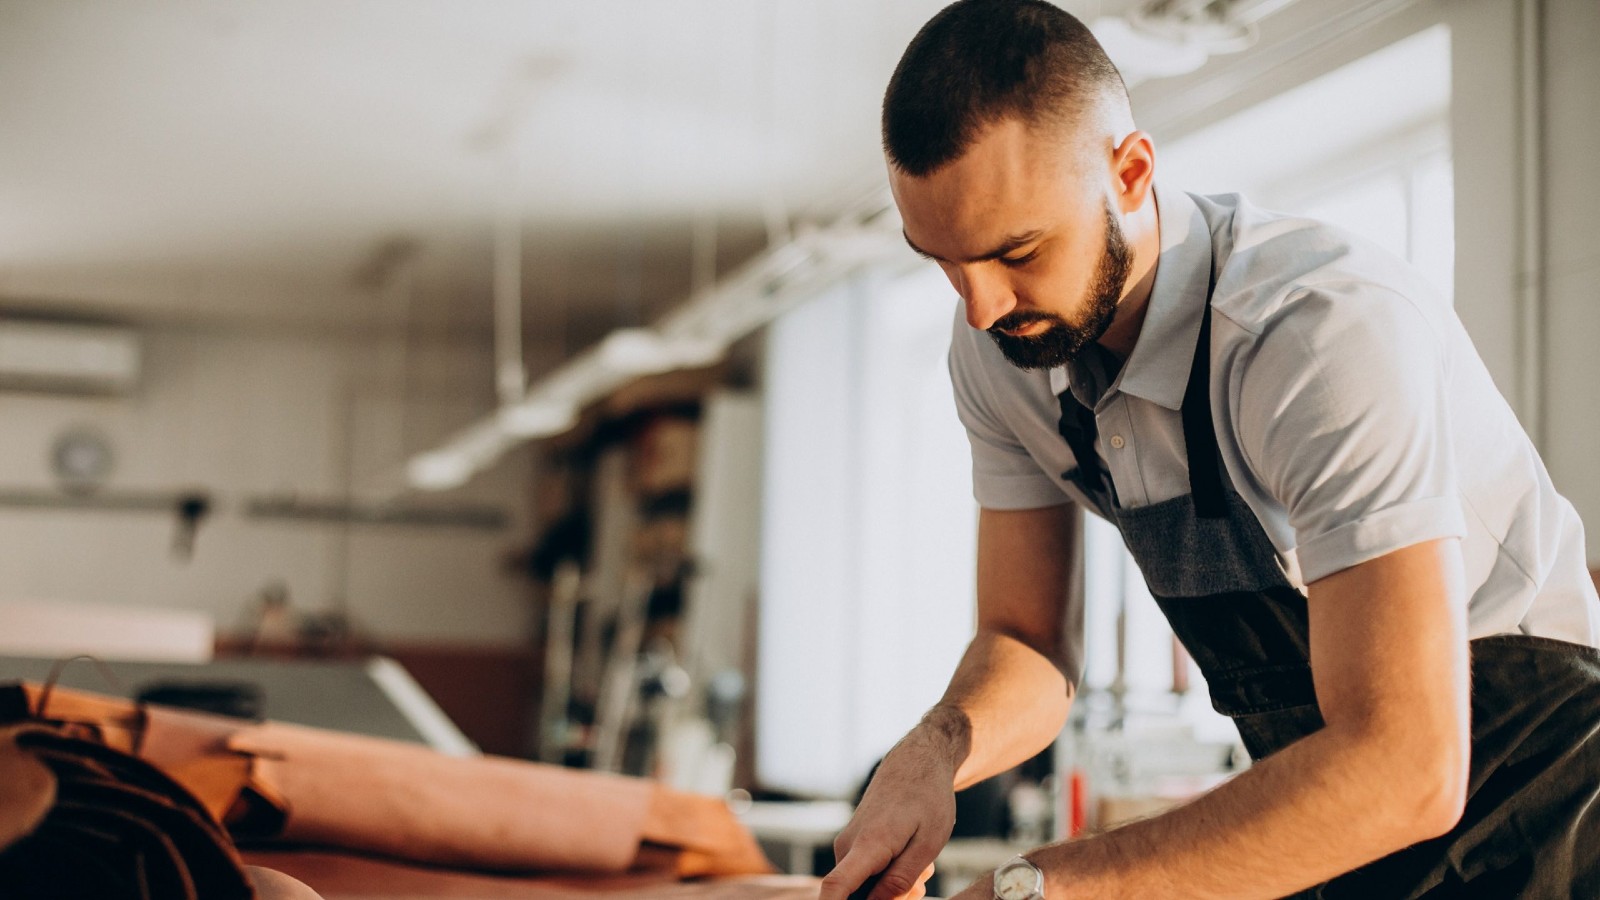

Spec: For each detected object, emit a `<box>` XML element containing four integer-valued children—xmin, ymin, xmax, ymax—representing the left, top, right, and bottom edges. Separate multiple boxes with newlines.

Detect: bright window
<box><xmin>758</xmin><ymin>266</ymin><xmax>978</xmax><ymax>798</ymax></box>
<box><xmin>1160</xmin><ymin>24</ymin><xmax>1454</xmax><ymax>299</ymax></box>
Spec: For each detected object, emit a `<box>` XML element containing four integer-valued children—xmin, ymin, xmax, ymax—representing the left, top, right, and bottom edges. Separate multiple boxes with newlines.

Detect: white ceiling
<box><xmin>0</xmin><ymin>0</ymin><xmax>994</xmax><ymax>339</ymax></box>
<box><xmin>15</xmin><ymin>0</ymin><xmax>1410</xmax><ymax>350</ymax></box>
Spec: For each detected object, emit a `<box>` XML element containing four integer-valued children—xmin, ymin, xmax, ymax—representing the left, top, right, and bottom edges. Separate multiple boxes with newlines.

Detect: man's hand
<box><xmin>820</xmin><ymin>723</ymin><xmax>961</xmax><ymax>900</ymax></box>
<box><xmin>820</xmin><ymin>505</ymin><xmax>1080</xmax><ymax>900</ymax></box>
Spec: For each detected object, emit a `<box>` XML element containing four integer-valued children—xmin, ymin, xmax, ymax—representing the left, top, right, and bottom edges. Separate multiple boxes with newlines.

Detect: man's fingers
<box><xmin>819</xmin><ymin>842</ymin><xmax>895</xmax><ymax>900</ymax></box>
<box><xmin>863</xmin><ymin>866</ymin><xmax>926</xmax><ymax>900</ymax></box>
<box><xmin>866</xmin><ymin>835</ymin><xmax>943</xmax><ymax>900</ymax></box>
<box><xmin>901</xmin><ymin>863</ymin><xmax>935</xmax><ymax>900</ymax></box>
<box><xmin>833</xmin><ymin>825</ymin><xmax>859</xmax><ymax>861</ymax></box>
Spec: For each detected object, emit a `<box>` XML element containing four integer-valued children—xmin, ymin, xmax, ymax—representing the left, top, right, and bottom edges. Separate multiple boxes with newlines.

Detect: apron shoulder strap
<box><xmin>1056</xmin><ymin>390</ymin><xmax>1110</xmax><ymax>498</ymax></box>
<box><xmin>1181</xmin><ymin>245</ymin><xmax>1228</xmax><ymax>520</ymax></box>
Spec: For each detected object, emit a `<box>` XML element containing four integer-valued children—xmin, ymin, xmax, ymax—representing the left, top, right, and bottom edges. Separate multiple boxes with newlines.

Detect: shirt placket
<box><xmin>1096</xmin><ymin>396</ymin><xmax>1147</xmax><ymax>508</ymax></box>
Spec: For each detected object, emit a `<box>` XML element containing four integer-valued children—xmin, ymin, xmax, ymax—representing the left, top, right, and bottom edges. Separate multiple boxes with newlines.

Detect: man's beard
<box><xmin>987</xmin><ymin>202</ymin><xmax>1133</xmax><ymax>371</ymax></box>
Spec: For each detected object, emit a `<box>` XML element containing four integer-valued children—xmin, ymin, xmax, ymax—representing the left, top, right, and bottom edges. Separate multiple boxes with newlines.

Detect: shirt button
<box><xmin>1109</xmin><ymin>434</ymin><xmax>1126</xmax><ymax>450</ymax></box>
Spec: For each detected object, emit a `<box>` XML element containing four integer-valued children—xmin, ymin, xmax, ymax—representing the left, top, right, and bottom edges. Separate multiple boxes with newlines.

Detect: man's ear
<box><xmin>1110</xmin><ymin>130</ymin><xmax>1156</xmax><ymax>213</ymax></box>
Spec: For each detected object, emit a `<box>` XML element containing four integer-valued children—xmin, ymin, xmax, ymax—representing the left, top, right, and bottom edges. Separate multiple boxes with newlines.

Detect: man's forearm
<box><xmin>910</xmin><ymin>629</ymin><xmax>1073</xmax><ymax>791</ymax></box>
<box><xmin>1023</xmin><ymin>541</ymin><xmax>1471</xmax><ymax>898</ymax></box>
<box><xmin>1027</xmin><ymin>721</ymin><xmax>1463</xmax><ymax>899</ymax></box>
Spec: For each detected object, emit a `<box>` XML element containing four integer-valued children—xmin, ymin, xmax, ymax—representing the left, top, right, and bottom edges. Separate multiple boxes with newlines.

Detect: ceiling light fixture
<box><xmin>1092</xmin><ymin>0</ymin><xmax>1304</xmax><ymax>87</ymax></box>
<box><xmin>497</xmin><ymin>399</ymin><xmax>580</xmax><ymax>439</ymax></box>
<box><xmin>407</xmin><ymin>451</ymin><xmax>476</xmax><ymax>492</ymax></box>
<box><xmin>404</xmin><ymin>188</ymin><xmax>912</xmax><ymax>492</ymax></box>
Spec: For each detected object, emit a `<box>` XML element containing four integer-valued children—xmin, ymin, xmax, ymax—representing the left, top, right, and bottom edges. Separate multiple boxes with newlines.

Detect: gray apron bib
<box><xmin>1054</xmin><ymin>268</ymin><xmax>1600</xmax><ymax>897</ymax></box>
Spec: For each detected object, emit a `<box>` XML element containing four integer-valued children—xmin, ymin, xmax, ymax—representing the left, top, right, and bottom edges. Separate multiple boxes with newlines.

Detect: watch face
<box><xmin>994</xmin><ymin>858</ymin><xmax>1043</xmax><ymax>900</ymax></box>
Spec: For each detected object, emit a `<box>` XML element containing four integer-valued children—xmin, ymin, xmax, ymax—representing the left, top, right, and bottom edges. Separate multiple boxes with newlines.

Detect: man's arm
<box><xmin>952</xmin><ymin>537</ymin><xmax>1471</xmax><ymax>900</ymax></box>
<box><xmin>821</xmin><ymin>503</ymin><xmax>1083</xmax><ymax>900</ymax></box>
<box><xmin>949</xmin><ymin>501</ymin><xmax>1085</xmax><ymax>787</ymax></box>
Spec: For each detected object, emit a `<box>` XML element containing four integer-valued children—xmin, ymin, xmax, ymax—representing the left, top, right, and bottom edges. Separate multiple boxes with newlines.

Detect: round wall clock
<box><xmin>51</xmin><ymin>427</ymin><xmax>115</xmax><ymax>493</ymax></box>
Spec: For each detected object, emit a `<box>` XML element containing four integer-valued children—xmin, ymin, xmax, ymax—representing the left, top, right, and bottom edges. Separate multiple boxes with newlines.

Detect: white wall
<box><xmin>1539</xmin><ymin>0</ymin><xmax>1600</xmax><ymax>563</ymax></box>
<box><xmin>0</xmin><ymin>324</ymin><xmax>535</xmax><ymax>645</ymax></box>
<box><xmin>1442</xmin><ymin>0</ymin><xmax>1600</xmax><ymax>561</ymax></box>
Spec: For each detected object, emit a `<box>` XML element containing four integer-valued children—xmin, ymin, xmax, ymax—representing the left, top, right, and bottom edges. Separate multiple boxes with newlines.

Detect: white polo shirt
<box><xmin>950</xmin><ymin>186</ymin><xmax>1600</xmax><ymax>646</ymax></box>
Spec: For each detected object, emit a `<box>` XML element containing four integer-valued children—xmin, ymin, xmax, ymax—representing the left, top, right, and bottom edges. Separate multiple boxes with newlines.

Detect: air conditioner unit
<box><xmin>0</xmin><ymin>321</ymin><xmax>141</xmax><ymax>394</ymax></box>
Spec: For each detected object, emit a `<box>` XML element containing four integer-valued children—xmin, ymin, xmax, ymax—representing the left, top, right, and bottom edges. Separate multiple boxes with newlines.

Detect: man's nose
<box><xmin>960</xmin><ymin>267</ymin><xmax>1017</xmax><ymax>331</ymax></box>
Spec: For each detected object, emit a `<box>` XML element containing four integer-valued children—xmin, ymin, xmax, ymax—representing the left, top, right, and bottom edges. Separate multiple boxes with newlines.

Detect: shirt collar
<box><xmin>1049</xmin><ymin>185</ymin><xmax>1216</xmax><ymax>410</ymax></box>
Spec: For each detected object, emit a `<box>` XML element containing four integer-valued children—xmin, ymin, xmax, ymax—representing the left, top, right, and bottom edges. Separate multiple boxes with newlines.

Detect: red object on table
<box><xmin>1068</xmin><ymin>767</ymin><xmax>1088</xmax><ymax>838</ymax></box>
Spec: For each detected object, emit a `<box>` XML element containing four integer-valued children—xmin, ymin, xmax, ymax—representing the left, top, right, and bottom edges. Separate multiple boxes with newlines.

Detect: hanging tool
<box><xmin>171</xmin><ymin>492</ymin><xmax>211</xmax><ymax>561</ymax></box>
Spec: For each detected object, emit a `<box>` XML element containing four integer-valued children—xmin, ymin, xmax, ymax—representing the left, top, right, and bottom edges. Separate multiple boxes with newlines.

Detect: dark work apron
<box><xmin>1054</xmin><ymin>265</ymin><xmax>1600</xmax><ymax>897</ymax></box>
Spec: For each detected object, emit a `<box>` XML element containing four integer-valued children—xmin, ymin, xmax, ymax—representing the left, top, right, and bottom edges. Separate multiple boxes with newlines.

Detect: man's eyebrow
<box><xmin>902</xmin><ymin>229</ymin><xmax>1046</xmax><ymax>264</ymax></box>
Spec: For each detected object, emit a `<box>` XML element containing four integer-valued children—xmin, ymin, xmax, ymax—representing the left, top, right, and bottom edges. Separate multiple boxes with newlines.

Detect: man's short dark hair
<box><xmin>883</xmin><ymin>0</ymin><xmax>1127</xmax><ymax>176</ymax></box>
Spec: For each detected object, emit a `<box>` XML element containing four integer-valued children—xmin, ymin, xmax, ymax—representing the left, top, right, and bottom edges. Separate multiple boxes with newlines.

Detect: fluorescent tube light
<box><xmin>497</xmin><ymin>400</ymin><xmax>579</xmax><ymax>438</ymax></box>
<box><xmin>407</xmin><ymin>451</ymin><xmax>475</xmax><ymax>491</ymax></box>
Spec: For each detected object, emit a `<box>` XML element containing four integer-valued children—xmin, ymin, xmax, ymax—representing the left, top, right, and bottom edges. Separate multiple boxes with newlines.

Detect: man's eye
<box><xmin>1000</xmin><ymin>250</ymin><xmax>1039</xmax><ymax>268</ymax></box>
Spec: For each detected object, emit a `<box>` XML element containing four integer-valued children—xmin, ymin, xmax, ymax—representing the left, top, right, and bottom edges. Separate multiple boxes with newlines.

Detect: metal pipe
<box><xmin>494</xmin><ymin>161</ymin><xmax>527</xmax><ymax>407</ymax></box>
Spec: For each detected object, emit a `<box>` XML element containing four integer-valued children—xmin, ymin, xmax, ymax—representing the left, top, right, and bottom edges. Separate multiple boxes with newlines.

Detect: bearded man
<box><xmin>820</xmin><ymin>2</ymin><xmax>1600</xmax><ymax>898</ymax></box>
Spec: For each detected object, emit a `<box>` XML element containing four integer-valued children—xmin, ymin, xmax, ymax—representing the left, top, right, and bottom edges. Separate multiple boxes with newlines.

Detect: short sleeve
<box><xmin>1234</xmin><ymin>284</ymin><xmax>1467</xmax><ymax>583</ymax></box>
<box><xmin>948</xmin><ymin>307</ymin><xmax>1072</xmax><ymax>510</ymax></box>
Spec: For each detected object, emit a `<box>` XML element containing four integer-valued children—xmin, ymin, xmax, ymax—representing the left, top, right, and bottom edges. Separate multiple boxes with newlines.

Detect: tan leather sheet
<box><xmin>0</xmin><ymin>682</ymin><xmax>773</xmax><ymax>879</ymax></box>
<box><xmin>232</xmin><ymin>720</ymin><xmax>656</xmax><ymax>874</ymax></box>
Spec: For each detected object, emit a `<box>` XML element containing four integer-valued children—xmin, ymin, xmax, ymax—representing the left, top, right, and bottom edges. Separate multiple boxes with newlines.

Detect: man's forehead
<box><xmin>889</xmin><ymin>119</ymin><xmax>1091</xmax><ymax>255</ymax></box>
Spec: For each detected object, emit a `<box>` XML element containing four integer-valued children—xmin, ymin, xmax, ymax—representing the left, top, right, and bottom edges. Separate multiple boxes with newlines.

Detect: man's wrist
<box><xmin>907</xmin><ymin>705</ymin><xmax>972</xmax><ymax>779</ymax></box>
<box><xmin>1028</xmin><ymin>838</ymin><xmax>1107</xmax><ymax>900</ymax></box>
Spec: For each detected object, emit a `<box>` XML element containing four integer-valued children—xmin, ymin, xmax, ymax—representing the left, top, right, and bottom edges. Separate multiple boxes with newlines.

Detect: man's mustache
<box><xmin>989</xmin><ymin>311</ymin><xmax>1064</xmax><ymax>337</ymax></box>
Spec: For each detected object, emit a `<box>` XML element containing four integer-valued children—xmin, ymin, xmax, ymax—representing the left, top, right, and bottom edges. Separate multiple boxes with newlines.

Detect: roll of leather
<box><xmin>230</xmin><ymin>719</ymin><xmax>658</xmax><ymax>873</ymax></box>
<box><xmin>0</xmin><ymin>723</ymin><xmax>256</xmax><ymax>900</ymax></box>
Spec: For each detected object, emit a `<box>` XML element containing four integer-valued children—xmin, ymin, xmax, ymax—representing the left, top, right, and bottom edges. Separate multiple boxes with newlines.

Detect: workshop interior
<box><xmin>0</xmin><ymin>0</ymin><xmax>1596</xmax><ymax>897</ymax></box>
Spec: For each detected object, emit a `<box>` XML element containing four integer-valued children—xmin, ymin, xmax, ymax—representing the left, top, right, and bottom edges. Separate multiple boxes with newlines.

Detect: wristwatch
<box><xmin>993</xmin><ymin>854</ymin><xmax>1046</xmax><ymax>900</ymax></box>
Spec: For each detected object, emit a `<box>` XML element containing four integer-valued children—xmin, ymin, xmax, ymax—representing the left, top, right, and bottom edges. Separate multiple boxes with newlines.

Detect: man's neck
<box><xmin>1097</xmin><ymin>200</ymin><xmax>1163</xmax><ymax>361</ymax></box>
